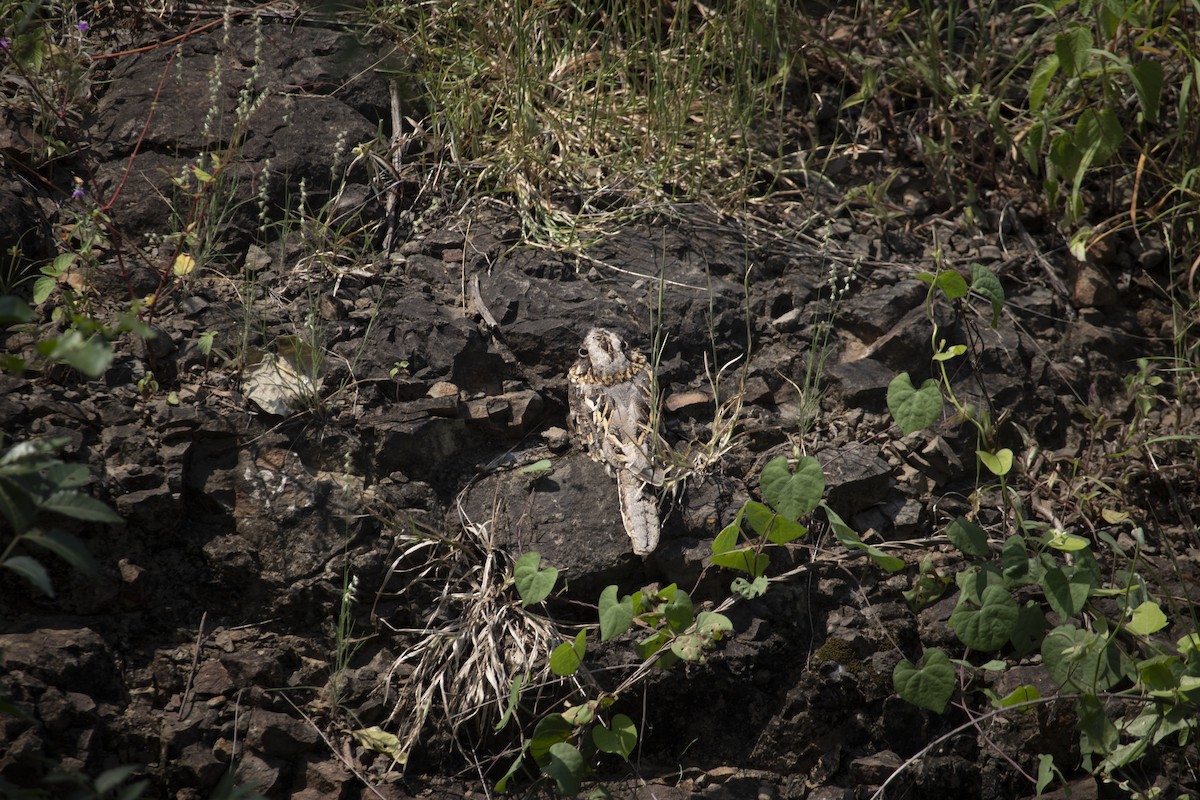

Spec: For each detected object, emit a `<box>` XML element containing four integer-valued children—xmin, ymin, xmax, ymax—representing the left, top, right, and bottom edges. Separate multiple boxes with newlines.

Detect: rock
<box><xmin>246</xmin><ymin>709</ymin><xmax>322</xmax><ymax>757</ymax></box>
<box><xmin>850</xmin><ymin>749</ymin><xmax>903</xmax><ymax>785</ymax></box>
<box><xmin>818</xmin><ymin>443</ymin><xmax>894</xmax><ymax>519</ymax></box>
<box><xmin>0</xmin><ymin>628</ymin><xmax>119</xmax><ymax>699</ymax></box>
<box><xmin>1070</xmin><ymin>261</ymin><xmax>1118</xmax><ymax>307</ymax></box>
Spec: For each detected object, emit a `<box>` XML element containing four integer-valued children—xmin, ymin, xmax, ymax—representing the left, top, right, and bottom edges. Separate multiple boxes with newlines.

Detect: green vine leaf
<box><xmin>946</xmin><ymin>517</ymin><xmax>989</xmax><ymax>558</ymax></box>
<box><xmin>1042</xmin><ymin>625</ymin><xmax>1129</xmax><ymax>692</ymax></box>
<box><xmin>1042</xmin><ymin>564</ymin><xmax>1096</xmax><ymax>619</ymax></box>
<box><xmin>893</xmin><ymin>648</ymin><xmax>955</xmax><ymax>713</ymax></box>
<box><xmin>530</xmin><ymin>714</ymin><xmax>574</xmax><ymax>764</ymax></box>
<box><xmin>977</xmin><ymin>448</ymin><xmax>1013</xmax><ymax>477</ymax></box>
<box><xmin>593</xmin><ymin>713</ymin><xmax>637</xmax><ymax>758</ymax></box>
<box><xmin>1126</xmin><ymin>601</ymin><xmax>1167</xmax><ymax>636</ymax></box>
<box><xmin>823</xmin><ymin>502</ymin><xmax>905</xmax><ymax>572</ymax></box>
<box><xmin>544</xmin><ymin>743</ymin><xmax>584</xmax><ymax>796</ymax></box>
<box><xmin>970</xmin><ymin>263</ymin><xmax>1005</xmax><ymax>327</ymax></box>
<box><xmin>550</xmin><ymin>630</ymin><xmax>586</xmax><ymax>676</ymax></box>
<box><xmin>514</xmin><ymin>552</ymin><xmax>558</xmax><ymax>606</ymax></box>
<box><xmin>731</xmin><ymin>575</ymin><xmax>768</xmax><ymax>599</ymax></box>
<box><xmin>888</xmin><ymin>373</ymin><xmax>943</xmax><ymax>435</ymax></box>
<box><xmin>950</xmin><ymin>584</ymin><xmax>1019</xmax><ymax>651</ymax></box>
<box><xmin>760</xmin><ymin>456</ymin><xmax>824</xmax><ymax>521</ymax></box>
<box><xmin>598</xmin><ymin>585</ymin><xmax>634</xmax><ymax>641</ymax></box>
<box><xmin>664</xmin><ymin>589</ymin><xmax>694</xmax><ymax>633</ymax></box>
<box><xmin>743</xmin><ymin>500</ymin><xmax>807</xmax><ymax>544</ymax></box>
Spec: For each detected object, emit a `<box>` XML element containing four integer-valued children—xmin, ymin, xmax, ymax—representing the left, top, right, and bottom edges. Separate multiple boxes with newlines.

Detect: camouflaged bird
<box><xmin>567</xmin><ymin>328</ymin><xmax>664</xmax><ymax>555</ymax></box>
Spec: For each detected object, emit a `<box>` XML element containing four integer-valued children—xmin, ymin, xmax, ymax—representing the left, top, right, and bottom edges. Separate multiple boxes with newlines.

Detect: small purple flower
<box><xmin>0</xmin><ymin>38</ymin><xmax>9</xmax><ymax>50</ymax></box>
<box><xmin>72</xmin><ymin>186</ymin><xmax>85</xmax><ymax>200</ymax></box>
<box><xmin>77</xmin><ymin>21</ymin><xmax>89</xmax><ymax>32</ymax></box>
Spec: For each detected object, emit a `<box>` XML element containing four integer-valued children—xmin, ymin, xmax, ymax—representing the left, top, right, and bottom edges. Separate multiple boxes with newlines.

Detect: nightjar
<box><xmin>567</xmin><ymin>328</ymin><xmax>664</xmax><ymax>555</ymax></box>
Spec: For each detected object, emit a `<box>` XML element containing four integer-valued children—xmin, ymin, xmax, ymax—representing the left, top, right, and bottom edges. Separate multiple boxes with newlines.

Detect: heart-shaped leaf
<box><xmin>760</xmin><ymin>456</ymin><xmax>824</xmax><ymax>521</ymax></box>
<box><xmin>894</xmin><ymin>648</ymin><xmax>955</xmax><ymax>713</ymax></box>
<box><xmin>888</xmin><ymin>373</ymin><xmax>943</xmax><ymax>435</ymax></box>
<box><xmin>593</xmin><ymin>713</ymin><xmax>637</xmax><ymax>758</ymax></box>
<box><xmin>951</xmin><ymin>584</ymin><xmax>1018</xmax><ymax>651</ymax></box>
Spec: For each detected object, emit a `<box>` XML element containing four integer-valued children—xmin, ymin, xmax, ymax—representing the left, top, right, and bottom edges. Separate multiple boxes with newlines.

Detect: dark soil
<box><xmin>2</xmin><ymin>7</ymin><xmax>1198</xmax><ymax>800</ymax></box>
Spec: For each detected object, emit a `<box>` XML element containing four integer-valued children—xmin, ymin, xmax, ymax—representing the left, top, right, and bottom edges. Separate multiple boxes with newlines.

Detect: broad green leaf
<box><xmin>1055</xmin><ymin>26</ymin><xmax>1092</xmax><ymax>77</ymax></box>
<box><xmin>712</xmin><ymin>517</ymin><xmax>741</xmax><ymax>554</ymax></box>
<box><xmin>932</xmin><ymin>342</ymin><xmax>966</xmax><ymax>362</ymax></box>
<box><xmin>1072</xmin><ymin>107</ymin><xmax>1122</xmax><ymax>173</ymax></box>
<box><xmin>709</xmin><ymin>548</ymin><xmax>770</xmax><ymax>576</ymax></box>
<box><xmin>946</xmin><ymin>516</ymin><xmax>989</xmax><ymax>558</ymax></box>
<box><xmin>1042</xmin><ymin>625</ymin><xmax>1129</xmax><ymax>692</ymax></box>
<box><xmin>33</xmin><ymin>275</ymin><xmax>57</xmax><ymax>305</ymax></box>
<box><xmin>977</xmin><ymin>448</ymin><xmax>1013</xmax><ymax>477</ymax></box>
<box><xmin>934</xmin><ymin>270</ymin><xmax>969</xmax><ymax>300</ymax></box>
<box><xmin>951</xmin><ymin>584</ymin><xmax>1019</xmax><ymax>651</ymax></box>
<box><xmin>513</xmin><ymin>552</ymin><xmax>557</xmax><ymax>606</ymax></box>
<box><xmin>593</xmin><ymin>713</ymin><xmax>637</xmax><ymax>758</ymax></box>
<box><xmin>1043</xmin><ymin>565</ymin><xmax>1095</xmax><ymax>619</ymax></box>
<box><xmin>956</xmin><ymin>562</ymin><xmax>1006</xmax><ymax>602</ymax></box>
<box><xmin>887</xmin><ymin>373</ymin><xmax>943</xmax><ymax>435</ymax></box>
<box><xmin>530</xmin><ymin>714</ymin><xmax>574</xmax><ymax>763</ymax></box>
<box><xmin>1130</xmin><ymin>59</ymin><xmax>1163</xmax><ymax>123</ymax></box>
<box><xmin>893</xmin><ymin>648</ymin><xmax>955</xmax><ymax>713</ymax></box>
<box><xmin>904</xmin><ymin>570</ymin><xmax>950</xmax><ymax>611</ymax></box>
<box><xmin>970</xmin><ymin>263</ymin><xmax>1005</xmax><ymax>327</ymax></box>
<box><xmin>1076</xmin><ymin>694</ymin><xmax>1118</xmax><ymax>754</ymax></box>
<box><xmin>694</xmin><ymin>611</ymin><xmax>733</xmax><ymax>640</ymax></box>
<box><xmin>1001</xmin><ymin>536</ymin><xmax>1031</xmax><ymax>582</ymax></box>
<box><xmin>598</xmin><ymin>585</ymin><xmax>634</xmax><ymax>641</ymax></box>
<box><xmin>544</xmin><ymin>743</ymin><xmax>584</xmax><ymax>796</ymax></box>
<box><xmin>39</xmin><ymin>491</ymin><xmax>122</xmax><ymax>524</ymax></box>
<box><xmin>1029</xmin><ymin>54</ymin><xmax>1059</xmax><ymax>112</ymax></box>
<box><xmin>0</xmin><ymin>296</ymin><xmax>34</xmax><ymax>324</ymax></box>
<box><xmin>1021</xmin><ymin>120</ymin><xmax>1046</xmax><ymax>175</ymax></box>
<box><xmin>4</xmin><ymin>555</ymin><xmax>54</xmax><ymax>596</ymax></box>
<box><xmin>731</xmin><ymin>575</ymin><xmax>768</xmax><ymax>599</ymax></box>
<box><xmin>671</xmin><ymin>633</ymin><xmax>706</xmax><ymax>662</ymax></box>
<box><xmin>1176</xmin><ymin>632</ymin><xmax>1200</xmax><ymax>657</ymax></box>
<box><xmin>994</xmin><ymin>684</ymin><xmax>1040</xmax><ymax>709</ymax></box>
<box><xmin>1126</xmin><ymin>601</ymin><xmax>1167</xmax><ymax>636</ymax></box>
<box><xmin>45</xmin><ymin>462</ymin><xmax>89</xmax><ymax>488</ymax></box>
<box><xmin>550</xmin><ymin>630</ymin><xmax>586</xmax><ymax>676</ymax></box>
<box><xmin>637</xmin><ymin>631</ymin><xmax>670</xmax><ymax>661</ymax></box>
<box><xmin>1011</xmin><ymin>602</ymin><xmax>1049</xmax><ymax>656</ymax></box>
<box><xmin>760</xmin><ymin>456</ymin><xmax>824</xmax><ymax>520</ymax></box>
<box><xmin>24</xmin><ymin>529</ymin><xmax>98</xmax><ymax>578</ymax></box>
<box><xmin>743</xmin><ymin>501</ymin><xmax>807</xmax><ymax>544</ymax></box>
<box><xmin>1044</xmin><ymin>530</ymin><xmax>1089</xmax><ymax>551</ymax></box>
<box><xmin>664</xmin><ymin>589</ymin><xmax>693</xmax><ymax>633</ymax></box>
<box><xmin>1136</xmin><ymin>654</ymin><xmax>1179</xmax><ymax>692</ymax></box>
<box><xmin>1036</xmin><ymin>754</ymin><xmax>1056</xmax><ymax>795</ymax></box>
<box><xmin>561</xmin><ymin>702</ymin><xmax>594</xmax><ymax>726</ymax></box>
<box><xmin>823</xmin><ymin>502</ymin><xmax>905</xmax><ymax>572</ymax></box>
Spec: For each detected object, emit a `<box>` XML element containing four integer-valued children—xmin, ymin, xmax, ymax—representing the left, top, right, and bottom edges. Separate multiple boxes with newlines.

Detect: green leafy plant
<box><xmin>886</xmin><ymin>265</ymin><xmax>1200</xmax><ymax>794</ymax></box>
<box><xmin>0</xmin><ymin>436</ymin><xmax>121</xmax><ymax>597</ymax></box>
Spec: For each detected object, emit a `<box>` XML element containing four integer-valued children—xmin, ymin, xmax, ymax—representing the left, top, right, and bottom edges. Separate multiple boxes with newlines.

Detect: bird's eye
<box><xmin>578</xmin><ymin>347</ymin><xmax>588</xmax><ymax>357</ymax></box>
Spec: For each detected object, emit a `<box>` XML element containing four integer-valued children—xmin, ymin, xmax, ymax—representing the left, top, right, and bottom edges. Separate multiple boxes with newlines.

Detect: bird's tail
<box><xmin>617</xmin><ymin>471</ymin><xmax>660</xmax><ymax>556</ymax></box>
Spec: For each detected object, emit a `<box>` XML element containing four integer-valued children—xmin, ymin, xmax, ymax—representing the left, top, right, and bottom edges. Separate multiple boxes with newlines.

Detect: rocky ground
<box><xmin>2</xmin><ymin>7</ymin><xmax>1198</xmax><ymax>800</ymax></box>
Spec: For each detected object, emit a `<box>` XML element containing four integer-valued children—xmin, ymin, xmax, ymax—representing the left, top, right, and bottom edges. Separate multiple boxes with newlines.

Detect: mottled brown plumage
<box><xmin>567</xmin><ymin>328</ymin><xmax>663</xmax><ymax>555</ymax></box>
